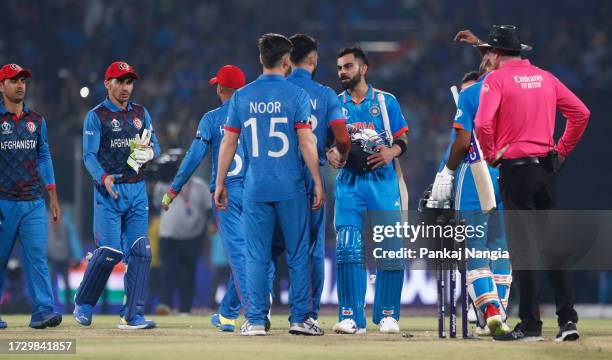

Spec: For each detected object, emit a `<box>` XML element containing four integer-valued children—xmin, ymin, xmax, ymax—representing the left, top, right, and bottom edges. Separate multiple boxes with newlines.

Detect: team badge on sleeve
<box><xmin>26</xmin><ymin>121</ymin><xmax>36</xmax><ymax>133</ymax></box>
<box><xmin>133</xmin><ymin>118</ymin><xmax>142</xmax><ymax>130</ymax></box>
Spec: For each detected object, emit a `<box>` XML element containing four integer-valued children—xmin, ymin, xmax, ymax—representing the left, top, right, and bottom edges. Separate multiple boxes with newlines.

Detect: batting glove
<box><xmin>162</xmin><ymin>192</ymin><xmax>174</xmax><ymax>207</ymax></box>
<box><xmin>431</xmin><ymin>166</ymin><xmax>455</xmax><ymax>201</ymax></box>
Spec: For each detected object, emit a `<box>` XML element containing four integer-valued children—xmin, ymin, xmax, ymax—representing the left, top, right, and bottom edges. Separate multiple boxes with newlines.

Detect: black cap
<box><xmin>477</xmin><ymin>25</ymin><xmax>532</xmax><ymax>52</ymax></box>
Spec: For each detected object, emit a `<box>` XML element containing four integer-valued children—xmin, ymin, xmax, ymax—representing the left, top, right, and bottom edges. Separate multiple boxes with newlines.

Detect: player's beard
<box><xmin>340</xmin><ymin>72</ymin><xmax>361</xmax><ymax>91</ymax></box>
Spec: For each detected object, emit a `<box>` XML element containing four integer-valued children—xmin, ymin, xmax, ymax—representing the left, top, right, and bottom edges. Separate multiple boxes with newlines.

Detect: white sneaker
<box><xmin>240</xmin><ymin>321</ymin><xmax>266</xmax><ymax>336</ymax></box>
<box><xmin>379</xmin><ymin>316</ymin><xmax>400</xmax><ymax>334</ymax></box>
<box><xmin>332</xmin><ymin>318</ymin><xmax>358</xmax><ymax>334</ymax></box>
<box><xmin>475</xmin><ymin>325</ymin><xmax>491</xmax><ymax>336</ymax></box>
<box><xmin>289</xmin><ymin>318</ymin><xmax>324</xmax><ymax>336</ymax></box>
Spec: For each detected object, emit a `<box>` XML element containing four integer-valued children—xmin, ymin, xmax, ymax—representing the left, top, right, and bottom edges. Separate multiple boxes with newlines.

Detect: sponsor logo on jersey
<box><xmin>110</xmin><ymin>118</ymin><xmax>121</xmax><ymax>132</ymax></box>
<box><xmin>1</xmin><ymin>121</ymin><xmax>12</xmax><ymax>135</ymax></box>
<box><xmin>133</xmin><ymin>117</ymin><xmax>142</xmax><ymax>130</ymax></box>
<box><xmin>482</xmin><ymin>83</ymin><xmax>490</xmax><ymax>93</ymax></box>
<box><xmin>454</xmin><ymin>109</ymin><xmax>463</xmax><ymax>120</ymax></box>
<box><xmin>369</xmin><ymin>104</ymin><xmax>381</xmax><ymax>117</ymax></box>
<box><xmin>26</xmin><ymin>121</ymin><xmax>36</xmax><ymax>133</ymax></box>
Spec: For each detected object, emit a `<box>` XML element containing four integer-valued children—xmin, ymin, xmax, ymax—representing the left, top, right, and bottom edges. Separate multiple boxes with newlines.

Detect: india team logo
<box><xmin>26</xmin><ymin>121</ymin><xmax>36</xmax><ymax>133</ymax></box>
<box><xmin>1</xmin><ymin>121</ymin><xmax>12</xmax><ymax>135</ymax></box>
<box><xmin>369</xmin><ymin>104</ymin><xmax>381</xmax><ymax>117</ymax></box>
<box><xmin>133</xmin><ymin>118</ymin><xmax>142</xmax><ymax>130</ymax></box>
<box><xmin>110</xmin><ymin>118</ymin><xmax>122</xmax><ymax>132</ymax></box>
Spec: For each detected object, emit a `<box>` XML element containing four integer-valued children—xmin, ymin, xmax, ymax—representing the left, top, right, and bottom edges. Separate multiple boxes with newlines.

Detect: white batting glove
<box><xmin>431</xmin><ymin>166</ymin><xmax>455</xmax><ymax>201</ymax></box>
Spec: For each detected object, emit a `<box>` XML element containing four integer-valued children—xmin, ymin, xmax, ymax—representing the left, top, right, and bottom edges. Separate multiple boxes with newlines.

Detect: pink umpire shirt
<box><xmin>474</xmin><ymin>59</ymin><xmax>590</xmax><ymax>162</ymax></box>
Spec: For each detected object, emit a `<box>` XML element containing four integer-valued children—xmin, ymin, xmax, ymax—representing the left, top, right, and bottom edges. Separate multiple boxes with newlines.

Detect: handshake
<box><xmin>127</xmin><ymin>129</ymin><xmax>155</xmax><ymax>173</ymax></box>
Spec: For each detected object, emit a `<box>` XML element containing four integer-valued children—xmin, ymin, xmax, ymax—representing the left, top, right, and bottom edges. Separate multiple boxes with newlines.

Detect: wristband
<box><xmin>395</xmin><ymin>139</ymin><xmax>407</xmax><ymax>157</ymax></box>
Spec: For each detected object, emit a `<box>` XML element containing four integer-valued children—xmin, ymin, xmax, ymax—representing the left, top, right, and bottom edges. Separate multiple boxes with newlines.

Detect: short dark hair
<box><xmin>338</xmin><ymin>46</ymin><xmax>369</xmax><ymax>66</ymax></box>
<box><xmin>258</xmin><ymin>33</ymin><xmax>293</xmax><ymax>69</ymax></box>
<box><xmin>289</xmin><ymin>34</ymin><xmax>318</xmax><ymax>64</ymax></box>
<box><xmin>461</xmin><ymin>70</ymin><xmax>480</xmax><ymax>84</ymax></box>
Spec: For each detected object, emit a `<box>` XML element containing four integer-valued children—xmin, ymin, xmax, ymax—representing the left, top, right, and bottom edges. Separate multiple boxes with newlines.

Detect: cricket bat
<box><xmin>450</xmin><ymin>86</ymin><xmax>496</xmax><ymax>213</ymax></box>
<box><xmin>377</xmin><ymin>93</ymin><xmax>409</xmax><ymax>217</ymax></box>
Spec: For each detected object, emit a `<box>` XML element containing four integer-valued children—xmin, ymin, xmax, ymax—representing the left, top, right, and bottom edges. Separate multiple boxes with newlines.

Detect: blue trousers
<box><xmin>93</xmin><ymin>182</ymin><xmax>148</xmax><ymax>253</ymax></box>
<box><xmin>0</xmin><ymin>199</ymin><xmax>55</xmax><ymax>316</ymax></box>
<box><xmin>212</xmin><ymin>185</ymin><xmax>249</xmax><ymax>320</ymax></box>
<box><xmin>243</xmin><ymin>196</ymin><xmax>311</xmax><ymax>325</ymax></box>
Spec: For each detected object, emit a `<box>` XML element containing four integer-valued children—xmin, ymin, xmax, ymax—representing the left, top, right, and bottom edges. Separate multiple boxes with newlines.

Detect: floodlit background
<box><xmin>0</xmin><ymin>0</ymin><xmax>610</xmax><ymax>315</ymax></box>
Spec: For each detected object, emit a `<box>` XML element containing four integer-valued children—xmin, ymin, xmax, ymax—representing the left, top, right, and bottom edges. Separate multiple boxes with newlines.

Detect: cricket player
<box><xmin>215</xmin><ymin>33</ymin><xmax>324</xmax><ymax>336</ymax></box>
<box><xmin>0</xmin><ymin>63</ymin><xmax>62</xmax><ymax>329</ymax></box>
<box><xmin>475</xmin><ymin>25</ymin><xmax>589</xmax><ymax>342</ymax></box>
<box><xmin>74</xmin><ymin>61</ymin><xmax>160</xmax><ymax>329</ymax></box>
<box><xmin>328</xmin><ymin>47</ymin><xmax>409</xmax><ymax>334</ymax></box>
<box><xmin>431</xmin><ymin>62</ymin><xmax>512</xmax><ymax>336</ymax></box>
<box><xmin>285</xmin><ymin>34</ymin><xmax>351</xmax><ymax>324</ymax></box>
<box><xmin>161</xmin><ymin>64</ymin><xmax>248</xmax><ymax>332</ymax></box>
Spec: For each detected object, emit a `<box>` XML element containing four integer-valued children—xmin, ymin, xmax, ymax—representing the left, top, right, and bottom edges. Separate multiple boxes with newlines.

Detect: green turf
<box><xmin>0</xmin><ymin>314</ymin><xmax>610</xmax><ymax>359</ymax></box>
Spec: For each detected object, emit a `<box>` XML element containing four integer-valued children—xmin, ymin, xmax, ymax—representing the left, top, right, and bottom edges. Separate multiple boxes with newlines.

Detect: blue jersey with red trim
<box><xmin>287</xmin><ymin>68</ymin><xmax>344</xmax><ymax>165</ymax></box>
<box><xmin>82</xmin><ymin>98</ymin><xmax>160</xmax><ymax>188</ymax></box>
<box><xmin>0</xmin><ymin>103</ymin><xmax>55</xmax><ymax>200</ymax></box>
<box><xmin>171</xmin><ymin>101</ymin><xmax>245</xmax><ymax>194</ymax></box>
<box><xmin>225</xmin><ymin>74</ymin><xmax>311</xmax><ymax>202</ymax></box>
<box><xmin>339</xmin><ymin>85</ymin><xmax>409</xmax><ymax>171</ymax></box>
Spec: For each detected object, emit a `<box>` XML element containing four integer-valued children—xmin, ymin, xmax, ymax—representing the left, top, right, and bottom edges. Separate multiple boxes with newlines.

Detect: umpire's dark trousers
<box><xmin>499</xmin><ymin>162</ymin><xmax>578</xmax><ymax>332</ymax></box>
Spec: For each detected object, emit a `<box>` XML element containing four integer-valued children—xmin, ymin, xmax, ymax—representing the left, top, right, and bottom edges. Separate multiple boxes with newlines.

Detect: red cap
<box><xmin>0</xmin><ymin>63</ymin><xmax>32</xmax><ymax>81</ymax></box>
<box><xmin>209</xmin><ymin>65</ymin><xmax>245</xmax><ymax>89</ymax></box>
<box><xmin>105</xmin><ymin>61</ymin><xmax>139</xmax><ymax>81</ymax></box>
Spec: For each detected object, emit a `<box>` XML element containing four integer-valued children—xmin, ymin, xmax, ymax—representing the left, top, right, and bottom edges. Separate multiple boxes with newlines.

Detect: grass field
<box><xmin>0</xmin><ymin>314</ymin><xmax>611</xmax><ymax>359</ymax></box>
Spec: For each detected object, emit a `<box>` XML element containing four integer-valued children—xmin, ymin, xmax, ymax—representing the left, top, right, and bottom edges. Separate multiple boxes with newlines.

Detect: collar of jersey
<box><xmin>289</xmin><ymin>68</ymin><xmax>311</xmax><ymax>79</ymax></box>
<box><xmin>500</xmin><ymin>58</ymin><xmax>530</xmax><ymax>69</ymax></box>
<box><xmin>257</xmin><ymin>74</ymin><xmax>285</xmax><ymax>81</ymax></box>
<box><xmin>103</xmin><ymin>97</ymin><xmax>133</xmax><ymax>112</ymax></box>
<box><xmin>342</xmin><ymin>84</ymin><xmax>374</xmax><ymax>104</ymax></box>
<box><xmin>0</xmin><ymin>102</ymin><xmax>30</xmax><ymax>116</ymax></box>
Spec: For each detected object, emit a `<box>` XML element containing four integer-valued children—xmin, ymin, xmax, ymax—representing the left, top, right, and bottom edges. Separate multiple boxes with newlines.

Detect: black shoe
<box><xmin>555</xmin><ymin>321</ymin><xmax>579</xmax><ymax>342</ymax></box>
<box><xmin>493</xmin><ymin>323</ymin><xmax>543</xmax><ymax>342</ymax></box>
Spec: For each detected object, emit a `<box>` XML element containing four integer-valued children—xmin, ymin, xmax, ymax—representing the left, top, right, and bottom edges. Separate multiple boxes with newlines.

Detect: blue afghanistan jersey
<box><xmin>437</xmin><ymin>75</ymin><xmax>499</xmax><ymax>178</ymax></box>
<box><xmin>224</xmin><ymin>74</ymin><xmax>311</xmax><ymax>202</ymax></box>
<box><xmin>0</xmin><ymin>103</ymin><xmax>56</xmax><ymax>200</ymax></box>
<box><xmin>339</xmin><ymin>85</ymin><xmax>409</xmax><ymax>171</ymax></box>
<box><xmin>287</xmin><ymin>68</ymin><xmax>345</xmax><ymax>165</ymax></box>
<box><xmin>170</xmin><ymin>101</ymin><xmax>245</xmax><ymax>194</ymax></box>
<box><xmin>82</xmin><ymin>98</ymin><xmax>161</xmax><ymax>187</ymax></box>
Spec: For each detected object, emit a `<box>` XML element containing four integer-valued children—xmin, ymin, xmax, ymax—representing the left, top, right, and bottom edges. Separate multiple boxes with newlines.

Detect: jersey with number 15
<box><xmin>224</xmin><ymin>74</ymin><xmax>312</xmax><ymax>202</ymax></box>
